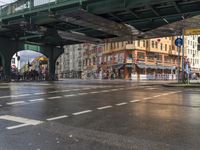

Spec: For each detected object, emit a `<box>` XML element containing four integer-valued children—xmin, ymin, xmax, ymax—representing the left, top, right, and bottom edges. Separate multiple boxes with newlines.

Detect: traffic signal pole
<box><xmin>177</xmin><ymin>46</ymin><xmax>180</xmax><ymax>83</ymax></box>
<box><xmin>182</xmin><ymin>29</ymin><xmax>185</xmax><ymax>83</ymax></box>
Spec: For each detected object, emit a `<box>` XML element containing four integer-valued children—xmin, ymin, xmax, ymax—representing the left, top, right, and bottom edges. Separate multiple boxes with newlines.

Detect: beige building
<box><xmin>102</xmin><ymin>37</ymin><xmax>184</xmax><ymax>80</ymax></box>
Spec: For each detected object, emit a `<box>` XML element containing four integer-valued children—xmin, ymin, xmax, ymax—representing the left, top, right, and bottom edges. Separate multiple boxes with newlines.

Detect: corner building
<box><xmin>103</xmin><ymin>37</ymin><xmax>183</xmax><ymax>80</ymax></box>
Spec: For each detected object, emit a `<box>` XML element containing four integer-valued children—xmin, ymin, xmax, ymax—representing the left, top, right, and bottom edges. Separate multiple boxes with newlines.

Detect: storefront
<box><xmin>132</xmin><ymin>63</ymin><xmax>176</xmax><ymax>80</ymax></box>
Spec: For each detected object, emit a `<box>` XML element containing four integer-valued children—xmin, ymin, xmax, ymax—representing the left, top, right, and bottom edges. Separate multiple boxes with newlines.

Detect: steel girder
<box><xmin>57</xmin><ymin>30</ymin><xmax>103</xmax><ymax>43</ymax></box>
<box><xmin>58</xmin><ymin>9</ymin><xmax>140</xmax><ymax>37</ymax></box>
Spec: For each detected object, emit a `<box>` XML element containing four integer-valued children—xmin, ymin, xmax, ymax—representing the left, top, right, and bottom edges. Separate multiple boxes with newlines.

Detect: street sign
<box><xmin>175</xmin><ymin>38</ymin><xmax>183</xmax><ymax>47</ymax></box>
<box><xmin>185</xmin><ymin>28</ymin><xmax>200</xmax><ymax>35</ymax></box>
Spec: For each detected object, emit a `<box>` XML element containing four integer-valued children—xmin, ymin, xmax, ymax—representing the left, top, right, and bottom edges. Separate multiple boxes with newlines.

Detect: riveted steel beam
<box><xmin>58</xmin><ymin>30</ymin><xmax>103</xmax><ymax>43</ymax></box>
<box><xmin>58</xmin><ymin>9</ymin><xmax>139</xmax><ymax>37</ymax></box>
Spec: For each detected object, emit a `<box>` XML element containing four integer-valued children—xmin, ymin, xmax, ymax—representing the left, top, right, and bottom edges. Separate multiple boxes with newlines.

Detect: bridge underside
<box><xmin>0</xmin><ymin>0</ymin><xmax>200</xmax><ymax>46</ymax></box>
<box><xmin>1</xmin><ymin>0</ymin><xmax>200</xmax><ymax>80</ymax></box>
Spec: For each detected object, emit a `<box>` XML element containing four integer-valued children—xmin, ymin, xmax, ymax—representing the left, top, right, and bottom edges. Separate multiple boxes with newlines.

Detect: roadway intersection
<box><xmin>0</xmin><ymin>80</ymin><xmax>200</xmax><ymax>150</ymax></box>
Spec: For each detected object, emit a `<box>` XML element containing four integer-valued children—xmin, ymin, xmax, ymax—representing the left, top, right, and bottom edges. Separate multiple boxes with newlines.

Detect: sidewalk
<box><xmin>163</xmin><ymin>80</ymin><xmax>200</xmax><ymax>88</ymax></box>
<box><xmin>59</xmin><ymin>78</ymin><xmax>176</xmax><ymax>83</ymax></box>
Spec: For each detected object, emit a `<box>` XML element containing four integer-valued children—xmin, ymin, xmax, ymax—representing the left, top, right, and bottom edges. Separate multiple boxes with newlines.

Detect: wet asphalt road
<box><xmin>0</xmin><ymin>79</ymin><xmax>200</xmax><ymax>150</ymax></box>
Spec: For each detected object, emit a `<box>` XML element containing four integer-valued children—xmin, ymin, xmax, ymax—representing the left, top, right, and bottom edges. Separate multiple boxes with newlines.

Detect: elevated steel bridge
<box><xmin>0</xmin><ymin>0</ymin><xmax>200</xmax><ymax>80</ymax></box>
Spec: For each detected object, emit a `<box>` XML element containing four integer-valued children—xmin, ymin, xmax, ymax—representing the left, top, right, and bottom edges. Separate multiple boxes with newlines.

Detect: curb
<box><xmin>163</xmin><ymin>84</ymin><xmax>200</xmax><ymax>88</ymax></box>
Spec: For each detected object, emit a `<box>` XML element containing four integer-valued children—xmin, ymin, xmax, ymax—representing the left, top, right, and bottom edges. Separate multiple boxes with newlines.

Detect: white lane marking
<box><xmin>143</xmin><ymin>97</ymin><xmax>152</xmax><ymax>100</ymax></box>
<box><xmin>64</xmin><ymin>94</ymin><xmax>76</xmax><ymax>97</ymax></box>
<box><xmin>90</xmin><ymin>91</ymin><xmax>99</xmax><ymax>94</ymax></box>
<box><xmin>146</xmin><ymin>88</ymin><xmax>158</xmax><ymax>90</ymax></box>
<box><xmin>61</xmin><ymin>90</ymin><xmax>71</xmax><ymax>92</ymax></box>
<box><xmin>0</xmin><ymin>115</ymin><xmax>43</xmax><ymax>126</ymax></box>
<box><xmin>153</xmin><ymin>95</ymin><xmax>162</xmax><ymax>98</ymax></box>
<box><xmin>109</xmin><ymin>89</ymin><xmax>119</xmax><ymax>91</ymax></box>
<box><xmin>162</xmin><ymin>93</ymin><xmax>169</xmax><ymax>96</ymax></box>
<box><xmin>100</xmin><ymin>90</ymin><xmax>110</xmax><ymax>93</ymax></box>
<box><xmin>71</xmin><ymin>89</ymin><xmax>81</xmax><ymax>91</ymax></box>
<box><xmin>7</xmin><ymin>101</ymin><xmax>25</xmax><ymax>105</ymax></box>
<box><xmin>130</xmin><ymin>100</ymin><xmax>141</xmax><ymax>103</ymax></box>
<box><xmin>72</xmin><ymin>110</ymin><xmax>92</xmax><ymax>116</ymax></box>
<box><xmin>6</xmin><ymin>123</ymin><xmax>30</xmax><ymax>130</ymax></box>
<box><xmin>170</xmin><ymin>91</ymin><xmax>182</xmax><ymax>94</ymax></box>
<box><xmin>13</xmin><ymin>94</ymin><xmax>31</xmax><ymax>97</ymax></box>
<box><xmin>0</xmin><ymin>96</ymin><xmax>11</xmax><ymax>99</ymax></box>
<box><xmin>0</xmin><ymin>105</ymin><xmax>2</xmax><ymax>107</ymax></box>
<box><xmin>0</xmin><ymin>94</ymin><xmax>31</xmax><ymax>99</ymax></box>
<box><xmin>47</xmin><ymin>115</ymin><xmax>68</xmax><ymax>121</ymax></box>
<box><xmin>97</xmin><ymin>106</ymin><xmax>112</xmax><ymax>110</ymax></box>
<box><xmin>29</xmin><ymin>98</ymin><xmax>45</xmax><ymax>102</ymax></box>
<box><xmin>47</xmin><ymin>96</ymin><xmax>62</xmax><ymax>100</ymax></box>
<box><xmin>115</xmin><ymin>102</ymin><xmax>127</xmax><ymax>106</ymax></box>
<box><xmin>77</xmin><ymin>93</ymin><xmax>88</xmax><ymax>95</ymax></box>
<box><xmin>33</xmin><ymin>93</ymin><xmax>45</xmax><ymax>95</ymax></box>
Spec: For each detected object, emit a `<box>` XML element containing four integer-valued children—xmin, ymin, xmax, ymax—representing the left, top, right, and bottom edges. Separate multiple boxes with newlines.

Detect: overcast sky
<box><xmin>0</xmin><ymin>0</ymin><xmax>15</xmax><ymax>6</ymax></box>
<box><xmin>18</xmin><ymin>51</ymin><xmax>44</xmax><ymax>67</ymax></box>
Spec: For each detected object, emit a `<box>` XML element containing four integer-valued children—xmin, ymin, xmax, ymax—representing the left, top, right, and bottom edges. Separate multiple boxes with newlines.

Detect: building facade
<box><xmin>56</xmin><ymin>44</ymin><xmax>84</xmax><ymax>79</ymax></box>
<box><xmin>11</xmin><ymin>52</ymin><xmax>21</xmax><ymax>71</ymax></box>
<box><xmin>185</xmin><ymin>35</ymin><xmax>200</xmax><ymax>74</ymax></box>
<box><xmin>82</xmin><ymin>43</ymin><xmax>103</xmax><ymax>79</ymax></box>
<box><xmin>56</xmin><ymin>36</ymin><xmax>197</xmax><ymax>81</ymax></box>
<box><xmin>102</xmin><ymin>37</ymin><xmax>184</xmax><ymax>80</ymax></box>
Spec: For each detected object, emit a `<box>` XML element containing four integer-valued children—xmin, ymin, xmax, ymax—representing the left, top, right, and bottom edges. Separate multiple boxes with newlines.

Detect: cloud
<box><xmin>17</xmin><ymin>51</ymin><xmax>45</xmax><ymax>68</ymax></box>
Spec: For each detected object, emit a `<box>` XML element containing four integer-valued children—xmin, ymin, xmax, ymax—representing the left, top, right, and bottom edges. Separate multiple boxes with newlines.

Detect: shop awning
<box><xmin>137</xmin><ymin>64</ymin><xmax>146</xmax><ymax>69</ymax></box>
<box><xmin>112</xmin><ymin>64</ymin><xmax>124</xmax><ymax>69</ymax></box>
<box><xmin>125</xmin><ymin>64</ymin><xmax>133</xmax><ymax>68</ymax></box>
<box><xmin>137</xmin><ymin>64</ymin><xmax>176</xmax><ymax>70</ymax></box>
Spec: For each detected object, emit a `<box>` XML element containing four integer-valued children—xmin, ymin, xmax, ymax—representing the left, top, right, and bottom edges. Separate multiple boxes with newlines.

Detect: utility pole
<box><xmin>177</xmin><ymin>45</ymin><xmax>180</xmax><ymax>83</ymax></box>
<box><xmin>175</xmin><ymin>37</ymin><xmax>183</xmax><ymax>83</ymax></box>
<box><xmin>182</xmin><ymin>28</ymin><xmax>185</xmax><ymax>83</ymax></box>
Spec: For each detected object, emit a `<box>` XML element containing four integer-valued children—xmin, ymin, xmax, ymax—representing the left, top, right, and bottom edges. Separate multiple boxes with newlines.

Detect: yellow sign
<box><xmin>184</xmin><ymin>28</ymin><xmax>200</xmax><ymax>35</ymax></box>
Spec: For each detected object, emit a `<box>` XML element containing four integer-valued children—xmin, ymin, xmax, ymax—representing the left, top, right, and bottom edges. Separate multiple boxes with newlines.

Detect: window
<box><xmin>164</xmin><ymin>56</ymin><xmax>171</xmax><ymax>63</ymax></box>
<box><xmin>165</xmin><ymin>44</ymin><xmax>167</xmax><ymax>51</ymax></box>
<box><xmin>152</xmin><ymin>41</ymin><xmax>155</xmax><ymax>48</ymax></box>
<box><xmin>147</xmin><ymin>53</ymin><xmax>154</xmax><ymax>62</ymax></box>
<box><xmin>138</xmin><ymin>40</ymin><xmax>140</xmax><ymax>47</ymax></box>
<box><xmin>11</xmin><ymin>58</ymin><xmax>15</xmax><ymax>64</ymax></box>
<box><xmin>137</xmin><ymin>52</ymin><xmax>145</xmax><ymax>60</ymax></box>
<box><xmin>143</xmin><ymin>40</ymin><xmax>146</xmax><ymax>47</ymax></box>
<box><xmin>93</xmin><ymin>57</ymin><xmax>96</xmax><ymax>65</ymax></box>
<box><xmin>157</xmin><ymin>55</ymin><xmax>163</xmax><ymax>63</ymax></box>
<box><xmin>160</xmin><ymin>43</ymin><xmax>163</xmax><ymax>50</ymax></box>
<box><xmin>169</xmin><ymin>45</ymin><xmax>172</xmax><ymax>51</ymax></box>
<box><xmin>155</xmin><ymin>42</ymin><xmax>158</xmax><ymax>48</ymax></box>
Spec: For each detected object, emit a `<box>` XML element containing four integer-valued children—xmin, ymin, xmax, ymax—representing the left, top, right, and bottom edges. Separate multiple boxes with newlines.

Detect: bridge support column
<box><xmin>0</xmin><ymin>38</ymin><xmax>18</xmax><ymax>81</ymax></box>
<box><xmin>47</xmin><ymin>46</ymin><xmax>64</xmax><ymax>81</ymax></box>
<box><xmin>2</xmin><ymin>56</ymin><xmax>12</xmax><ymax>81</ymax></box>
<box><xmin>48</xmin><ymin>58</ymin><xmax>56</xmax><ymax>80</ymax></box>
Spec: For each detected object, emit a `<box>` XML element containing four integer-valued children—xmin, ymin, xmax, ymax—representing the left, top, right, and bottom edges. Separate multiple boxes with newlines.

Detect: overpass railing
<box><xmin>0</xmin><ymin>0</ymin><xmax>84</xmax><ymax>20</ymax></box>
